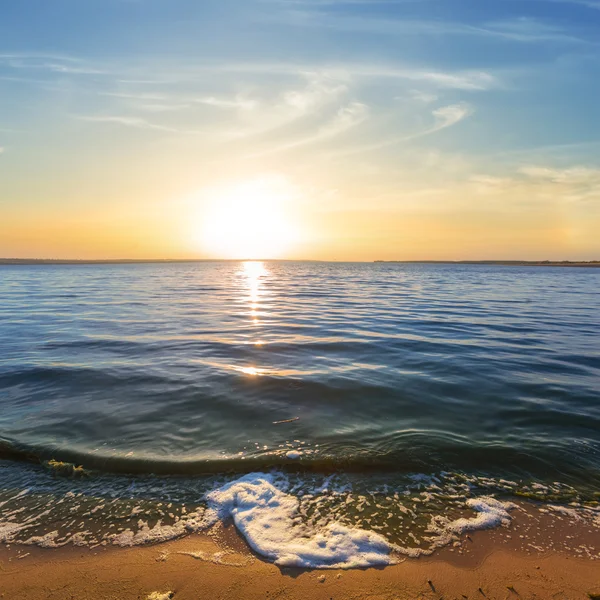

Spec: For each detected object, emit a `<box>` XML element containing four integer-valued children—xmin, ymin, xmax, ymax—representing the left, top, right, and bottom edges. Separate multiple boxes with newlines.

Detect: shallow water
<box><xmin>1</xmin><ymin>261</ymin><xmax>599</xmax><ymax>562</ymax></box>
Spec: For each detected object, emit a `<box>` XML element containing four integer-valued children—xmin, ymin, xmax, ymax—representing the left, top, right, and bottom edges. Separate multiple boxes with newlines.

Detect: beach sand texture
<box><xmin>2</xmin><ymin>512</ymin><xmax>600</xmax><ymax>600</ymax></box>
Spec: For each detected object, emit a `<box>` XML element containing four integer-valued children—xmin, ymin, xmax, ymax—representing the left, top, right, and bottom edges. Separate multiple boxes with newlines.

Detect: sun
<box><xmin>199</xmin><ymin>176</ymin><xmax>300</xmax><ymax>259</ymax></box>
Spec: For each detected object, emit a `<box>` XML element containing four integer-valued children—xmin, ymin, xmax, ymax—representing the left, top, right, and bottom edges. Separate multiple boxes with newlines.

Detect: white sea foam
<box><xmin>1</xmin><ymin>506</ymin><xmax>51</xmax><ymax>543</ymax></box>
<box><xmin>446</xmin><ymin>497</ymin><xmax>516</xmax><ymax>534</ymax></box>
<box><xmin>426</xmin><ymin>495</ymin><xmax>516</xmax><ymax>550</ymax></box>
<box><xmin>3</xmin><ymin>470</ymin><xmax>592</xmax><ymax>562</ymax></box>
<box><xmin>0</xmin><ymin>489</ymin><xmax>29</xmax><ymax>509</ymax></box>
<box><xmin>548</xmin><ymin>505</ymin><xmax>581</xmax><ymax>519</ymax></box>
<box><xmin>23</xmin><ymin>531</ymin><xmax>64</xmax><ymax>548</ymax></box>
<box><xmin>109</xmin><ymin>510</ymin><xmax>206</xmax><ymax>547</ymax></box>
<box><xmin>0</xmin><ymin>520</ymin><xmax>27</xmax><ymax>542</ymax></box>
<box><xmin>205</xmin><ymin>472</ymin><xmax>396</xmax><ymax>569</ymax></box>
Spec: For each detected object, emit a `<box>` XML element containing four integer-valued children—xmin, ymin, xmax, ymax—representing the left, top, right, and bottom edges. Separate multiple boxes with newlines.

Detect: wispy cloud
<box><xmin>250</xmin><ymin>101</ymin><xmax>369</xmax><ymax>156</ymax></box>
<box><xmin>77</xmin><ymin>115</ymin><xmax>187</xmax><ymax>133</ymax></box>
<box><xmin>467</xmin><ymin>163</ymin><xmax>600</xmax><ymax>207</ymax></box>
<box><xmin>102</xmin><ymin>90</ymin><xmax>258</xmax><ymax>113</ymax></box>
<box><xmin>220</xmin><ymin>73</ymin><xmax>349</xmax><ymax>140</ymax></box>
<box><xmin>406</xmin><ymin>89</ymin><xmax>438</xmax><ymax>104</ymax></box>
<box><xmin>1</xmin><ymin>48</ymin><xmax>499</xmax><ymax>96</ymax></box>
<box><xmin>319</xmin><ymin>101</ymin><xmax>369</xmax><ymax>135</ymax></box>
<box><xmin>0</xmin><ymin>53</ymin><xmax>106</xmax><ymax>75</ymax></box>
<box><xmin>330</xmin><ymin>102</ymin><xmax>474</xmax><ymax>157</ymax></box>
<box><xmin>109</xmin><ymin>61</ymin><xmax>496</xmax><ymax>91</ymax></box>
<box><xmin>431</xmin><ymin>103</ymin><xmax>474</xmax><ymax>129</ymax></box>
<box><xmin>272</xmin><ymin>9</ymin><xmax>590</xmax><ymax>45</ymax></box>
<box><xmin>0</xmin><ymin>52</ymin><xmax>81</xmax><ymax>63</ymax></box>
<box><xmin>102</xmin><ymin>91</ymin><xmax>168</xmax><ymax>101</ymax></box>
<box><xmin>519</xmin><ymin>165</ymin><xmax>600</xmax><ymax>183</ymax></box>
<box><xmin>517</xmin><ymin>0</ymin><xmax>600</xmax><ymax>9</ymax></box>
<box><xmin>481</xmin><ymin>17</ymin><xmax>588</xmax><ymax>44</ymax></box>
<box><xmin>281</xmin><ymin>76</ymin><xmax>348</xmax><ymax>111</ymax></box>
<box><xmin>352</xmin><ymin>66</ymin><xmax>497</xmax><ymax>90</ymax></box>
<box><xmin>136</xmin><ymin>102</ymin><xmax>193</xmax><ymax>112</ymax></box>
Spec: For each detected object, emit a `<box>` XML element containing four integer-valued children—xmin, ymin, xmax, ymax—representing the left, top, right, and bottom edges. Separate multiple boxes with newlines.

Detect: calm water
<box><xmin>1</xmin><ymin>261</ymin><xmax>599</xmax><ymax>556</ymax></box>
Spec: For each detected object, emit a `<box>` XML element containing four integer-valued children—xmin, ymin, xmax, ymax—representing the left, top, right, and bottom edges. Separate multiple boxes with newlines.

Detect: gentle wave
<box><xmin>1</xmin><ymin>433</ymin><xmax>599</xmax><ymax>492</ymax></box>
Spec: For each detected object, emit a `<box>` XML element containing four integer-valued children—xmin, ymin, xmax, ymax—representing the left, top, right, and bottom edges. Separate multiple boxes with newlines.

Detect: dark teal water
<box><xmin>1</xmin><ymin>261</ymin><xmax>599</xmax><ymax>483</ymax></box>
<box><xmin>0</xmin><ymin>261</ymin><xmax>599</xmax><ymax>555</ymax></box>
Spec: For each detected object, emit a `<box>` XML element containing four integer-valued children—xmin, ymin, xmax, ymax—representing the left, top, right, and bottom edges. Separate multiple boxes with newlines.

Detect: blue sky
<box><xmin>1</xmin><ymin>0</ymin><xmax>599</xmax><ymax>259</ymax></box>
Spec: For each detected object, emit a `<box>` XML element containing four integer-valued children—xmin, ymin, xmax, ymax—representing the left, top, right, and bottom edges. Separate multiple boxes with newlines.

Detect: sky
<box><xmin>1</xmin><ymin>0</ymin><xmax>599</xmax><ymax>261</ymax></box>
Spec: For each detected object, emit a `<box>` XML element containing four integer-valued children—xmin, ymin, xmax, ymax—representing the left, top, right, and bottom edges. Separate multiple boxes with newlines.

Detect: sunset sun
<box><xmin>200</xmin><ymin>177</ymin><xmax>300</xmax><ymax>259</ymax></box>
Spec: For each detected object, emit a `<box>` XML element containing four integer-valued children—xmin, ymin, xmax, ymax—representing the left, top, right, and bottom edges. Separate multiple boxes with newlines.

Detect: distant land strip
<box><xmin>375</xmin><ymin>260</ymin><xmax>600</xmax><ymax>267</ymax></box>
<box><xmin>0</xmin><ymin>258</ymin><xmax>599</xmax><ymax>267</ymax></box>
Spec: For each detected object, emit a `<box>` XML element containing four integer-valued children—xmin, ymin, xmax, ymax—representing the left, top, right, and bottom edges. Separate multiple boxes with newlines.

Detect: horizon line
<box><xmin>1</xmin><ymin>258</ymin><xmax>599</xmax><ymax>266</ymax></box>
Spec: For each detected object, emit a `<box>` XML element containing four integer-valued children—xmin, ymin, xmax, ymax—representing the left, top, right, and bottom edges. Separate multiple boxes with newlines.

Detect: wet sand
<box><xmin>2</xmin><ymin>503</ymin><xmax>600</xmax><ymax>600</ymax></box>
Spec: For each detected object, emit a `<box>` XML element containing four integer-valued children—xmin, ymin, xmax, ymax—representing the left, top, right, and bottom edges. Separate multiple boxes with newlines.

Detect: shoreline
<box><xmin>2</xmin><ymin>500</ymin><xmax>600</xmax><ymax>599</ymax></box>
<box><xmin>2</xmin><ymin>521</ymin><xmax>600</xmax><ymax>600</ymax></box>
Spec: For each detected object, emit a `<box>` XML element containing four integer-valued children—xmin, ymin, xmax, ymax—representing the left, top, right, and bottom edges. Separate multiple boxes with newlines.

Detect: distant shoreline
<box><xmin>0</xmin><ymin>258</ymin><xmax>599</xmax><ymax>267</ymax></box>
<box><xmin>375</xmin><ymin>260</ymin><xmax>600</xmax><ymax>267</ymax></box>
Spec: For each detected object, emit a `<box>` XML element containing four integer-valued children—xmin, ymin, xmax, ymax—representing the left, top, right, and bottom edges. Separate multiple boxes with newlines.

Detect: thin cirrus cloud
<box><xmin>249</xmin><ymin>101</ymin><xmax>370</xmax><ymax>156</ymax></box>
<box><xmin>518</xmin><ymin>0</ymin><xmax>600</xmax><ymax>8</ymax></box>
<box><xmin>0</xmin><ymin>49</ymin><xmax>499</xmax><ymax>95</ymax></box>
<box><xmin>329</xmin><ymin>102</ymin><xmax>474</xmax><ymax>158</ymax></box>
<box><xmin>519</xmin><ymin>165</ymin><xmax>600</xmax><ymax>183</ymax></box>
<box><xmin>272</xmin><ymin>10</ymin><xmax>590</xmax><ymax>45</ymax></box>
<box><xmin>136</xmin><ymin>102</ymin><xmax>193</xmax><ymax>112</ymax></box>
<box><xmin>431</xmin><ymin>103</ymin><xmax>474</xmax><ymax>129</ymax></box>
<box><xmin>102</xmin><ymin>91</ymin><xmax>258</xmax><ymax>113</ymax></box>
<box><xmin>0</xmin><ymin>53</ymin><xmax>107</xmax><ymax>75</ymax></box>
<box><xmin>75</xmin><ymin>73</ymin><xmax>352</xmax><ymax>142</ymax></box>
<box><xmin>466</xmin><ymin>164</ymin><xmax>600</xmax><ymax>211</ymax></box>
<box><xmin>218</xmin><ymin>74</ymin><xmax>349</xmax><ymax>140</ymax></box>
<box><xmin>111</xmin><ymin>60</ymin><xmax>497</xmax><ymax>92</ymax></box>
<box><xmin>273</xmin><ymin>0</ymin><xmax>600</xmax><ymax>7</ymax></box>
<box><xmin>318</xmin><ymin>64</ymin><xmax>497</xmax><ymax>90</ymax></box>
<box><xmin>480</xmin><ymin>17</ymin><xmax>591</xmax><ymax>44</ymax></box>
<box><xmin>79</xmin><ymin>65</ymin><xmax>481</xmax><ymax>156</ymax></box>
<box><xmin>407</xmin><ymin>90</ymin><xmax>439</xmax><ymax>104</ymax></box>
<box><xmin>77</xmin><ymin>115</ymin><xmax>194</xmax><ymax>134</ymax></box>
<box><xmin>0</xmin><ymin>45</ymin><xmax>501</xmax><ymax>173</ymax></box>
<box><xmin>194</xmin><ymin>96</ymin><xmax>259</xmax><ymax>110</ymax></box>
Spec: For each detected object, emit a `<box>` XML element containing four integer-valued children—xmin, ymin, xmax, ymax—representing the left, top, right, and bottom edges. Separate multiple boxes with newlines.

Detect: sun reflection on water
<box><xmin>239</xmin><ymin>366</ymin><xmax>261</xmax><ymax>376</ymax></box>
<box><xmin>238</xmin><ymin>261</ymin><xmax>269</xmax><ymax>375</ymax></box>
<box><xmin>243</xmin><ymin>260</ymin><xmax>266</xmax><ymax>307</ymax></box>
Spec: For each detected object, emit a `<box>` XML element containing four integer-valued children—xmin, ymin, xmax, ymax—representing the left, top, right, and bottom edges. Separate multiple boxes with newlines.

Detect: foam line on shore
<box><xmin>205</xmin><ymin>472</ymin><xmax>396</xmax><ymax>569</ymax></box>
<box><xmin>204</xmin><ymin>472</ymin><xmax>519</xmax><ymax>568</ymax></box>
<box><xmin>2</xmin><ymin>467</ymin><xmax>598</xmax><ymax>565</ymax></box>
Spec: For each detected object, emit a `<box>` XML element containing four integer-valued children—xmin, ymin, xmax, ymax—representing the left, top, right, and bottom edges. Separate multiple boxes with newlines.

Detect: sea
<box><xmin>1</xmin><ymin>261</ymin><xmax>599</xmax><ymax>568</ymax></box>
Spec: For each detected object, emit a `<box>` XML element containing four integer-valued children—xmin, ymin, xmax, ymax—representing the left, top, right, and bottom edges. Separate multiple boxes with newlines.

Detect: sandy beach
<box><xmin>2</xmin><ymin>502</ymin><xmax>600</xmax><ymax>600</ymax></box>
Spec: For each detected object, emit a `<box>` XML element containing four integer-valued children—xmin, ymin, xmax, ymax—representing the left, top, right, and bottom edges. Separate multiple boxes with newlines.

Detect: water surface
<box><xmin>1</xmin><ymin>261</ymin><xmax>599</xmax><ymax>556</ymax></box>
